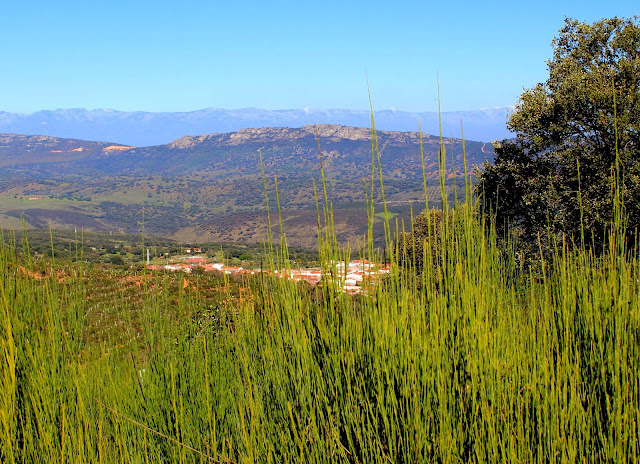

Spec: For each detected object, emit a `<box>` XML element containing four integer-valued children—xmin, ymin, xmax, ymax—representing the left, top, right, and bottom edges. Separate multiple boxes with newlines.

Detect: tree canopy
<box><xmin>476</xmin><ymin>17</ymin><xmax>640</xmax><ymax>252</ymax></box>
<box><xmin>396</xmin><ymin>208</ymin><xmax>444</xmax><ymax>277</ymax></box>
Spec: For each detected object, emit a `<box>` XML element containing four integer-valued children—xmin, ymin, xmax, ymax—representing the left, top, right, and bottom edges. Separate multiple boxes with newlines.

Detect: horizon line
<box><xmin>0</xmin><ymin>106</ymin><xmax>514</xmax><ymax>116</ymax></box>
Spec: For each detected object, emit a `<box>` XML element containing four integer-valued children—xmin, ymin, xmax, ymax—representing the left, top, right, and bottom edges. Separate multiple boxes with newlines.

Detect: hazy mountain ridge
<box><xmin>0</xmin><ymin>107</ymin><xmax>513</xmax><ymax>146</ymax></box>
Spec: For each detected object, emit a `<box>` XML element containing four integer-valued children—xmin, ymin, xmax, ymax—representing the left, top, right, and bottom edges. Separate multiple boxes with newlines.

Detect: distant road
<box><xmin>385</xmin><ymin>200</ymin><xmax>422</xmax><ymax>204</ymax></box>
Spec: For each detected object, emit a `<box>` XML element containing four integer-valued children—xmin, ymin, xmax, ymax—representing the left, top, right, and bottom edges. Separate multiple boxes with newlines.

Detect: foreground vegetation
<box><xmin>3</xmin><ymin>228</ymin><xmax>319</xmax><ymax>267</ymax></box>
<box><xmin>1</xmin><ymin>188</ymin><xmax>638</xmax><ymax>462</ymax></box>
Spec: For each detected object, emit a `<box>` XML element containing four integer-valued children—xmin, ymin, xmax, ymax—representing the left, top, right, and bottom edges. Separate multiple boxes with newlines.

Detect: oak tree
<box><xmin>477</xmin><ymin>17</ymin><xmax>640</xmax><ymax>251</ymax></box>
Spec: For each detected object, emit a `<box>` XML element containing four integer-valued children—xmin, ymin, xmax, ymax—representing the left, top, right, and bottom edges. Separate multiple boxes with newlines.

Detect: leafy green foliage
<box><xmin>477</xmin><ymin>17</ymin><xmax>640</xmax><ymax>251</ymax></box>
<box><xmin>396</xmin><ymin>208</ymin><xmax>444</xmax><ymax>276</ymax></box>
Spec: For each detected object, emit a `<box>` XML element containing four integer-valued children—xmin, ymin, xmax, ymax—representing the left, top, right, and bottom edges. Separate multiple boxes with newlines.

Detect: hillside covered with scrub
<box><xmin>0</xmin><ymin>124</ymin><xmax>488</xmax><ymax>247</ymax></box>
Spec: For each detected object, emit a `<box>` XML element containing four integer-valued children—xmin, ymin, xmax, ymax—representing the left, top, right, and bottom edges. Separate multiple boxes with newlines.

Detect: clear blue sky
<box><xmin>1</xmin><ymin>0</ymin><xmax>637</xmax><ymax>113</ymax></box>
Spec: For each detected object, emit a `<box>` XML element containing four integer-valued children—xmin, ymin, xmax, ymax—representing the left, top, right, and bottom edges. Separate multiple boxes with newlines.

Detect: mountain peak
<box><xmin>167</xmin><ymin>134</ymin><xmax>215</xmax><ymax>149</ymax></box>
<box><xmin>301</xmin><ymin>124</ymin><xmax>370</xmax><ymax>140</ymax></box>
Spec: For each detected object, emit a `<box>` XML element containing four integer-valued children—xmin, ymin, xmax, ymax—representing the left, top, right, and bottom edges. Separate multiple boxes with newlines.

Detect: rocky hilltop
<box><xmin>0</xmin><ymin>124</ymin><xmax>492</xmax><ymax>178</ymax></box>
<box><xmin>167</xmin><ymin>124</ymin><xmax>431</xmax><ymax>149</ymax></box>
<box><xmin>1</xmin><ymin>124</ymin><xmax>492</xmax><ymax>178</ymax></box>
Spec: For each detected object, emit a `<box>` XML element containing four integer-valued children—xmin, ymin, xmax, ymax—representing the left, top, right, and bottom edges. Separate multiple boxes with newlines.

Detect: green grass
<box><xmin>1</xmin><ymin>124</ymin><xmax>639</xmax><ymax>463</ymax></box>
<box><xmin>374</xmin><ymin>211</ymin><xmax>398</xmax><ymax>221</ymax></box>
<box><xmin>0</xmin><ymin>195</ymin><xmax>81</xmax><ymax>209</ymax></box>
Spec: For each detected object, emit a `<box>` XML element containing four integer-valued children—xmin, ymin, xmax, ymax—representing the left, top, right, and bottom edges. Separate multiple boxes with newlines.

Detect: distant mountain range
<box><xmin>0</xmin><ymin>107</ymin><xmax>513</xmax><ymax>146</ymax></box>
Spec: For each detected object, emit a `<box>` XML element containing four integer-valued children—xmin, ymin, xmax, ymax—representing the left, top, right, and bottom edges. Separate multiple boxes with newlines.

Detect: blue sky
<box><xmin>1</xmin><ymin>0</ymin><xmax>637</xmax><ymax>113</ymax></box>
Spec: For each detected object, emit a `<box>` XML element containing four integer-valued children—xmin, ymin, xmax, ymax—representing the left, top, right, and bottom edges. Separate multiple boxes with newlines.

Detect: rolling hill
<box><xmin>0</xmin><ymin>125</ymin><xmax>494</xmax><ymax>247</ymax></box>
